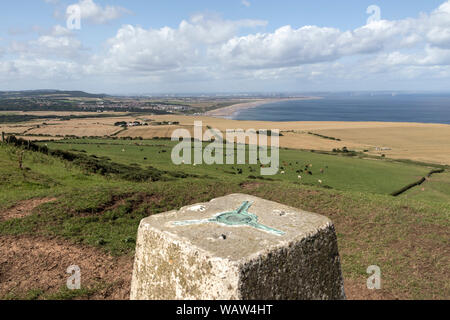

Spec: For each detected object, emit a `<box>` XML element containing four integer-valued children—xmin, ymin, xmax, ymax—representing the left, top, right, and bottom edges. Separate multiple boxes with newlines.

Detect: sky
<box><xmin>1</xmin><ymin>0</ymin><xmax>450</xmax><ymax>94</ymax></box>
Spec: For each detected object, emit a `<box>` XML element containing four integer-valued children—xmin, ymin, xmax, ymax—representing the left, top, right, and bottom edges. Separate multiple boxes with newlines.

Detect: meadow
<box><xmin>0</xmin><ymin>137</ymin><xmax>448</xmax><ymax>300</ymax></box>
<box><xmin>42</xmin><ymin>138</ymin><xmax>434</xmax><ymax>195</ymax></box>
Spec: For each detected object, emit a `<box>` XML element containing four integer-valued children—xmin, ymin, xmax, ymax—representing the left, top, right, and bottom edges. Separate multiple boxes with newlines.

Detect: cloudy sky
<box><xmin>1</xmin><ymin>0</ymin><xmax>450</xmax><ymax>94</ymax></box>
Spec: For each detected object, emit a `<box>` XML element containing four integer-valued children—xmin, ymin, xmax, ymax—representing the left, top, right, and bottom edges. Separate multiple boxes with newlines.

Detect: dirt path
<box><xmin>0</xmin><ymin>198</ymin><xmax>57</xmax><ymax>222</ymax></box>
<box><xmin>0</xmin><ymin>235</ymin><xmax>133</xmax><ymax>300</ymax></box>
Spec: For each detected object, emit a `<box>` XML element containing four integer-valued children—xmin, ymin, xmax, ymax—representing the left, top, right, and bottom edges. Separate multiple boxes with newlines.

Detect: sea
<box><xmin>232</xmin><ymin>94</ymin><xmax>450</xmax><ymax>124</ymax></box>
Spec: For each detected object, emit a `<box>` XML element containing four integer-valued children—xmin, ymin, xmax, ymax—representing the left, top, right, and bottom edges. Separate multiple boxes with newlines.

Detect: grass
<box><xmin>3</xmin><ymin>286</ymin><xmax>103</xmax><ymax>300</ymax></box>
<box><xmin>42</xmin><ymin>138</ymin><xmax>432</xmax><ymax>195</ymax></box>
<box><xmin>401</xmin><ymin>171</ymin><xmax>450</xmax><ymax>203</ymax></box>
<box><xmin>0</xmin><ymin>143</ymin><xmax>123</xmax><ymax>209</ymax></box>
<box><xmin>0</xmin><ymin>138</ymin><xmax>449</xmax><ymax>300</ymax></box>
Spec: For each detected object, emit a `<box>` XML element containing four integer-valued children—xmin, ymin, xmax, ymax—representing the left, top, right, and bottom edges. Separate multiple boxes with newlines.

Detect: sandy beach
<box><xmin>205</xmin><ymin>97</ymin><xmax>321</xmax><ymax>118</ymax></box>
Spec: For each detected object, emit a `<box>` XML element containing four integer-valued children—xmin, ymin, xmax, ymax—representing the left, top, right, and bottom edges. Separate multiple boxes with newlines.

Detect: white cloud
<box><xmin>0</xmin><ymin>58</ymin><xmax>80</xmax><ymax>82</ymax></box>
<box><xmin>209</xmin><ymin>21</ymin><xmax>406</xmax><ymax>69</ymax></box>
<box><xmin>50</xmin><ymin>24</ymin><xmax>73</xmax><ymax>36</ymax></box>
<box><xmin>210</xmin><ymin>25</ymin><xmax>344</xmax><ymax>68</ymax></box>
<box><xmin>6</xmin><ymin>25</ymin><xmax>84</xmax><ymax>61</ymax></box>
<box><xmin>67</xmin><ymin>0</ymin><xmax>130</xmax><ymax>25</ymax></box>
<box><xmin>31</xmin><ymin>34</ymin><xmax>82</xmax><ymax>58</ymax></box>
<box><xmin>93</xmin><ymin>14</ymin><xmax>267</xmax><ymax>74</ymax></box>
<box><xmin>179</xmin><ymin>14</ymin><xmax>267</xmax><ymax>44</ymax></box>
<box><xmin>98</xmin><ymin>24</ymin><xmax>194</xmax><ymax>74</ymax></box>
<box><xmin>204</xmin><ymin>1</ymin><xmax>450</xmax><ymax>72</ymax></box>
<box><xmin>242</xmin><ymin>0</ymin><xmax>251</xmax><ymax>8</ymax></box>
<box><xmin>3</xmin><ymin>1</ymin><xmax>450</xmax><ymax>91</ymax></box>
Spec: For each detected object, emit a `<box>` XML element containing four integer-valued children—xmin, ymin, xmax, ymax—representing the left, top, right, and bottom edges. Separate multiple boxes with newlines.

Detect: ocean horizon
<box><xmin>232</xmin><ymin>94</ymin><xmax>450</xmax><ymax>124</ymax></box>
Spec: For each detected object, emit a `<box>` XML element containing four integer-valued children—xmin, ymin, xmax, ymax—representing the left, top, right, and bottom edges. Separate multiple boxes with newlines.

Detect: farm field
<box><xmin>2</xmin><ymin>113</ymin><xmax>450</xmax><ymax>165</ymax></box>
<box><xmin>0</xmin><ymin>137</ymin><xmax>448</xmax><ymax>300</ymax></box>
<box><xmin>42</xmin><ymin>138</ymin><xmax>433</xmax><ymax>195</ymax></box>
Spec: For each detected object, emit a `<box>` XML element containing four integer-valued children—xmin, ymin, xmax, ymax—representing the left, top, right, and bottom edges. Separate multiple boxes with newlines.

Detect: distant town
<box><xmin>0</xmin><ymin>90</ymin><xmax>310</xmax><ymax>115</ymax></box>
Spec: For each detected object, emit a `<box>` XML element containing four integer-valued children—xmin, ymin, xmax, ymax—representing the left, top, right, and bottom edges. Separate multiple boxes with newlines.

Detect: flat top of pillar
<box><xmin>140</xmin><ymin>193</ymin><xmax>332</xmax><ymax>261</ymax></box>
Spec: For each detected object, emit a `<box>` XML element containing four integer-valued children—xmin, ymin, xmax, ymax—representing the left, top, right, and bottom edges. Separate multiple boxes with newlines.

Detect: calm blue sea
<box><xmin>232</xmin><ymin>94</ymin><xmax>450</xmax><ymax>124</ymax></box>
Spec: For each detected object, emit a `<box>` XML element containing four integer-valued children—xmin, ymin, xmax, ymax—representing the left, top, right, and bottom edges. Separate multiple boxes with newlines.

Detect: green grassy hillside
<box><xmin>0</xmin><ymin>139</ymin><xmax>448</xmax><ymax>300</ymax></box>
<box><xmin>42</xmin><ymin>138</ymin><xmax>432</xmax><ymax>195</ymax></box>
<box><xmin>401</xmin><ymin>171</ymin><xmax>450</xmax><ymax>203</ymax></box>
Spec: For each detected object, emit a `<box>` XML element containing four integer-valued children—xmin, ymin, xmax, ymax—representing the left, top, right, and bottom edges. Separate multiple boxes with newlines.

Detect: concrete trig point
<box><xmin>131</xmin><ymin>194</ymin><xmax>346</xmax><ymax>300</ymax></box>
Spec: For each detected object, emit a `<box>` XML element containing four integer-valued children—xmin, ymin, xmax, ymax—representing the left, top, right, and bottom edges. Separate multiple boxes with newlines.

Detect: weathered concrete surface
<box><xmin>130</xmin><ymin>194</ymin><xmax>346</xmax><ymax>300</ymax></box>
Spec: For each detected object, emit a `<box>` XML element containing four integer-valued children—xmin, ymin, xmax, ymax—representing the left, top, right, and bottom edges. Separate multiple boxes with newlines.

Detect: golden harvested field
<box><xmin>14</xmin><ymin>136</ymin><xmax>65</xmax><ymax>141</ymax></box>
<box><xmin>0</xmin><ymin>125</ymin><xmax>34</xmax><ymax>134</ymax></box>
<box><xmin>315</xmin><ymin>124</ymin><xmax>450</xmax><ymax>165</ymax></box>
<box><xmin>2</xmin><ymin>113</ymin><xmax>450</xmax><ymax>165</ymax></box>
<box><xmin>26</xmin><ymin>123</ymin><xmax>123</xmax><ymax>137</ymax></box>
<box><xmin>120</xmin><ymin>116</ymin><xmax>450</xmax><ymax>165</ymax></box>
<box><xmin>117</xmin><ymin>125</ymin><xmax>190</xmax><ymax>139</ymax></box>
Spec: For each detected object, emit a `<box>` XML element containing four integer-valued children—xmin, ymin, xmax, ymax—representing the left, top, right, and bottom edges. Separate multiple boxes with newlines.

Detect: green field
<box><xmin>401</xmin><ymin>171</ymin><xmax>450</xmax><ymax>203</ymax></box>
<box><xmin>0</xmin><ymin>138</ymin><xmax>449</xmax><ymax>300</ymax></box>
<box><xmin>42</xmin><ymin>139</ymin><xmax>433</xmax><ymax>195</ymax></box>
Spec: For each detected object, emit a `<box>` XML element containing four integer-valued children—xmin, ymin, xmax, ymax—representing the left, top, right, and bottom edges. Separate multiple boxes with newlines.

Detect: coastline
<box><xmin>205</xmin><ymin>97</ymin><xmax>322</xmax><ymax>119</ymax></box>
